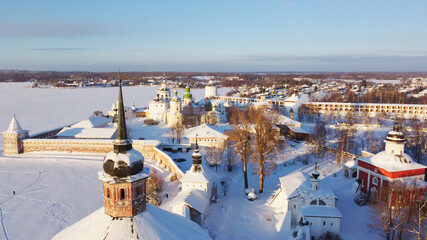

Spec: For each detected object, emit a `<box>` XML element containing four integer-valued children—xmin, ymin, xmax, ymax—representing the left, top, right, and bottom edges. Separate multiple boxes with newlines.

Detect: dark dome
<box><xmin>103</xmin><ymin>149</ymin><xmax>144</xmax><ymax>178</ymax></box>
<box><xmin>386</xmin><ymin>121</ymin><xmax>405</xmax><ymax>143</ymax></box>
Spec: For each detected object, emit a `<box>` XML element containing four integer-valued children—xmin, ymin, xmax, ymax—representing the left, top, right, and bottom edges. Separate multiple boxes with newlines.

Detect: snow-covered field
<box><xmin>0</xmin><ymin>83</ymin><xmax>384</xmax><ymax>240</ymax></box>
<box><xmin>0</xmin><ymin>82</ymin><xmax>229</xmax><ymax>150</ymax></box>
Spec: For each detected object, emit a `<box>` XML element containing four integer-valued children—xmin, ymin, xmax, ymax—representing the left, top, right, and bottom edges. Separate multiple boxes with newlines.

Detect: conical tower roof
<box><xmin>192</xmin><ymin>135</ymin><xmax>202</xmax><ymax>172</ymax></box>
<box><xmin>6</xmin><ymin>115</ymin><xmax>26</xmax><ymax>133</ymax></box>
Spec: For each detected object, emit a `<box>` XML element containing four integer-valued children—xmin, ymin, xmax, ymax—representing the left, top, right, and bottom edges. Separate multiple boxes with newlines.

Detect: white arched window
<box><xmin>372</xmin><ymin>177</ymin><xmax>379</xmax><ymax>186</ymax></box>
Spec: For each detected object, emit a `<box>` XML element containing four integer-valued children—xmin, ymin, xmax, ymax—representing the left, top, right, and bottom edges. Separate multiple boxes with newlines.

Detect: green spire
<box><xmin>114</xmin><ymin>77</ymin><xmax>132</xmax><ymax>153</ymax></box>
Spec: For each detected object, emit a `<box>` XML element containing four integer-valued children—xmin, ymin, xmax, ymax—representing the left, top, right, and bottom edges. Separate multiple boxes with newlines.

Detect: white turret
<box><xmin>384</xmin><ymin>121</ymin><xmax>405</xmax><ymax>156</ymax></box>
<box><xmin>205</xmin><ymin>80</ymin><xmax>217</xmax><ymax>98</ymax></box>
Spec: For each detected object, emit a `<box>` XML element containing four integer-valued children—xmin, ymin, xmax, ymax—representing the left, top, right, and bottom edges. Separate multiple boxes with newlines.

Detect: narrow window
<box><xmin>107</xmin><ymin>188</ymin><xmax>110</xmax><ymax>198</ymax></box>
<box><xmin>120</xmin><ymin>188</ymin><xmax>125</xmax><ymax>200</ymax></box>
<box><xmin>372</xmin><ymin>177</ymin><xmax>378</xmax><ymax>186</ymax></box>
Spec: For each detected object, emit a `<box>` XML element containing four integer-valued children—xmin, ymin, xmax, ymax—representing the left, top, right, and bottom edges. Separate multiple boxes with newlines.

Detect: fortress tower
<box><xmin>98</xmin><ymin>78</ymin><xmax>148</xmax><ymax>217</ymax></box>
<box><xmin>2</xmin><ymin>115</ymin><xmax>29</xmax><ymax>155</ymax></box>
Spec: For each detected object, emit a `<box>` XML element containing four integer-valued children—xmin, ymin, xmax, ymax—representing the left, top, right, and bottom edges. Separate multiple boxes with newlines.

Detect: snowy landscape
<box><xmin>0</xmin><ymin>82</ymin><xmax>406</xmax><ymax>240</ymax></box>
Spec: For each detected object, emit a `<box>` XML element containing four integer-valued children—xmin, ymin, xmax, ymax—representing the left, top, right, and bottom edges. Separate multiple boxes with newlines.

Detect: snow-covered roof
<box><xmin>300</xmin><ymin>205</ymin><xmax>342</xmax><ymax>218</ymax></box>
<box><xmin>288</xmin><ymin>126</ymin><xmax>309</xmax><ymax>134</ymax></box>
<box><xmin>184</xmin><ymin>124</ymin><xmax>228</xmax><ymax>139</ymax></box>
<box><xmin>276</xmin><ymin>114</ymin><xmax>300</xmax><ymax>126</ymax></box>
<box><xmin>252</xmin><ymin>101</ymin><xmax>272</xmax><ymax>107</ymax></box>
<box><xmin>70</xmin><ymin>116</ymin><xmax>111</xmax><ymax>128</ymax></box>
<box><xmin>279</xmin><ymin>172</ymin><xmax>336</xmax><ymax>200</ymax></box>
<box><xmin>343</xmin><ymin>159</ymin><xmax>357</xmax><ymax>169</ymax></box>
<box><xmin>52</xmin><ymin>205</ymin><xmax>212</xmax><ymax>240</ymax></box>
<box><xmin>180</xmin><ymin>165</ymin><xmax>212</xmax><ymax>184</ymax></box>
<box><xmin>359</xmin><ymin>151</ymin><xmax>426</xmax><ymax>172</ymax></box>
<box><xmin>170</xmin><ymin>189</ymin><xmax>209</xmax><ymax>214</ymax></box>
<box><xmin>56</xmin><ymin>127</ymin><xmax>117</xmax><ymax>139</ymax></box>
<box><xmin>5</xmin><ymin>115</ymin><xmax>27</xmax><ymax>133</ymax></box>
<box><xmin>285</xmin><ymin>94</ymin><xmax>299</xmax><ymax>102</ymax></box>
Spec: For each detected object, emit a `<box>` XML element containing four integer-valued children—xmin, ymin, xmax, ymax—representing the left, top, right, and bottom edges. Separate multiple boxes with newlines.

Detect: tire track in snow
<box><xmin>0</xmin><ymin>204</ymin><xmax>10</xmax><ymax>240</ymax></box>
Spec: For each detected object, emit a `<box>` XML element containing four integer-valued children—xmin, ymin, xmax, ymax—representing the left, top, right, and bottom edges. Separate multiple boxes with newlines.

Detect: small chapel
<box><xmin>271</xmin><ymin>164</ymin><xmax>341</xmax><ymax>239</ymax></box>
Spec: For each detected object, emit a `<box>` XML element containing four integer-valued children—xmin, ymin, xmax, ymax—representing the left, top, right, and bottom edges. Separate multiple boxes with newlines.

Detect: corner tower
<box><xmin>98</xmin><ymin>77</ymin><xmax>148</xmax><ymax>218</ymax></box>
<box><xmin>2</xmin><ymin>115</ymin><xmax>29</xmax><ymax>155</ymax></box>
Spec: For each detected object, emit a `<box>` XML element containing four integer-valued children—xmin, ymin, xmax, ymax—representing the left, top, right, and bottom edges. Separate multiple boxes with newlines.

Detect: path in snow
<box><xmin>205</xmin><ymin>170</ymin><xmax>280</xmax><ymax>240</ymax></box>
<box><xmin>0</xmin><ymin>204</ymin><xmax>9</xmax><ymax>240</ymax></box>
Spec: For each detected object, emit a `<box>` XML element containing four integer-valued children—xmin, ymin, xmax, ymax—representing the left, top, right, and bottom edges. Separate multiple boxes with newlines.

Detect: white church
<box><xmin>270</xmin><ymin>164</ymin><xmax>341</xmax><ymax>239</ymax></box>
<box><xmin>170</xmin><ymin>137</ymin><xmax>213</xmax><ymax>225</ymax></box>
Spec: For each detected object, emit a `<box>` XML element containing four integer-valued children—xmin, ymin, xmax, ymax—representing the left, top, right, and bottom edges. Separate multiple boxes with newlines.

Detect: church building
<box><xmin>271</xmin><ymin>164</ymin><xmax>341</xmax><ymax>239</ymax></box>
<box><xmin>170</xmin><ymin>136</ymin><xmax>213</xmax><ymax>225</ymax></box>
<box><xmin>357</xmin><ymin>121</ymin><xmax>426</xmax><ymax>197</ymax></box>
<box><xmin>148</xmin><ymin>77</ymin><xmax>171</xmax><ymax>122</ymax></box>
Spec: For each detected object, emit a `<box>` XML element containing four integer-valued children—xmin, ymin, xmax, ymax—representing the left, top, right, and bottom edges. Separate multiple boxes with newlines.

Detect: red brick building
<box><xmin>357</xmin><ymin>122</ymin><xmax>426</xmax><ymax>197</ymax></box>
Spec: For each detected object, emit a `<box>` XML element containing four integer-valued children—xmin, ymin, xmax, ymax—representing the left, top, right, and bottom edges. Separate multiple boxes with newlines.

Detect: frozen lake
<box><xmin>0</xmin><ymin>82</ymin><xmax>229</xmax><ymax>150</ymax></box>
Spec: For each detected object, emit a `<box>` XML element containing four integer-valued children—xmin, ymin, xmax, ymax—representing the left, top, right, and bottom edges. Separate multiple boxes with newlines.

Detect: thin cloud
<box><xmin>0</xmin><ymin>22</ymin><xmax>123</xmax><ymax>38</ymax></box>
<box><xmin>236</xmin><ymin>53</ymin><xmax>427</xmax><ymax>63</ymax></box>
<box><xmin>30</xmin><ymin>47</ymin><xmax>94</xmax><ymax>51</ymax></box>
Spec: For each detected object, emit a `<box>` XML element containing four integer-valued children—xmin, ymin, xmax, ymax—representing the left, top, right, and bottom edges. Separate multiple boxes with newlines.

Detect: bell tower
<box><xmin>311</xmin><ymin>163</ymin><xmax>320</xmax><ymax>190</ymax></box>
<box><xmin>98</xmin><ymin>77</ymin><xmax>148</xmax><ymax>218</ymax></box>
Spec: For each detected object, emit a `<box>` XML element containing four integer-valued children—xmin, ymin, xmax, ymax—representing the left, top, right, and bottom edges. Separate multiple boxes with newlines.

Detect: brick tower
<box><xmin>2</xmin><ymin>115</ymin><xmax>29</xmax><ymax>155</ymax></box>
<box><xmin>98</xmin><ymin>77</ymin><xmax>148</xmax><ymax>218</ymax></box>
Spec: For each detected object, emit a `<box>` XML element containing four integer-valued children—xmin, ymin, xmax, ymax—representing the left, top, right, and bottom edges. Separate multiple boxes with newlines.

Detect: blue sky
<box><xmin>1</xmin><ymin>0</ymin><xmax>427</xmax><ymax>72</ymax></box>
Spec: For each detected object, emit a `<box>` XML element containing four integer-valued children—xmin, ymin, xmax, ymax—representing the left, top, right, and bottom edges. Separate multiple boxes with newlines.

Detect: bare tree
<box><xmin>168</xmin><ymin>123</ymin><xmax>184</xmax><ymax>144</ymax></box>
<box><xmin>228</xmin><ymin>107</ymin><xmax>252</xmax><ymax>189</ymax></box>
<box><xmin>225</xmin><ymin>141</ymin><xmax>236</xmax><ymax>172</ymax></box>
<box><xmin>369</xmin><ymin>181</ymin><xmax>426</xmax><ymax>240</ymax></box>
<box><xmin>206</xmin><ymin>146</ymin><xmax>224</xmax><ymax>172</ymax></box>
<box><xmin>182</xmin><ymin>104</ymin><xmax>201</xmax><ymax>128</ymax></box>
<box><xmin>407</xmin><ymin>197</ymin><xmax>427</xmax><ymax>240</ymax></box>
<box><xmin>312</xmin><ymin>118</ymin><xmax>327</xmax><ymax>156</ymax></box>
<box><xmin>147</xmin><ymin>170</ymin><xmax>164</xmax><ymax>206</ymax></box>
<box><xmin>249</xmin><ymin>108</ymin><xmax>280</xmax><ymax>193</ymax></box>
<box><xmin>410</xmin><ymin>120</ymin><xmax>426</xmax><ymax>163</ymax></box>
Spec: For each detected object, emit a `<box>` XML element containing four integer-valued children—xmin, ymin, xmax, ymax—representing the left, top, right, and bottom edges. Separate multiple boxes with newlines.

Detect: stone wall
<box><xmin>22</xmin><ymin>138</ymin><xmax>184</xmax><ymax>180</ymax></box>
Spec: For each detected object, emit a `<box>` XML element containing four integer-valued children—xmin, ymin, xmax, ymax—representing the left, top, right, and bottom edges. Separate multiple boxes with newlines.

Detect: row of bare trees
<box><xmin>369</xmin><ymin>181</ymin><xmax>427</xmax><ymax>240</ymax></box>
<box><xmin>227</xmin><ymin>107</ymin><xmax>282</xmax><ymax>193</ymax></box>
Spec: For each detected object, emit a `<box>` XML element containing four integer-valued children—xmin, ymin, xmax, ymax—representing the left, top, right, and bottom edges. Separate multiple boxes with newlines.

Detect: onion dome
<box><xmin>207</xmin><ymin>80</ymin><xmax>215</xmax><ymax>86</ymax></box>
<box><xmin>171</xmin><ymin>90</ymin><xmax>180</xmax><ymax>102</ymax></box>
<box><xmin>183</xmin><ymin>84</ymin><xmax>192</xmax><ymax>99</ymax></box>
<box><xmin>192</xmin><ymin>135</ymin><xmax>202</xmax><ymax>172</ymax></box>
<box><xmin>385</xmin><ymin>121</ymin><xmax>405</xmax><ymax>143</ymax></box>
<box><xmin>312</xmin><ymin>162</ymin><xmax>320</xmax><ymax>180</ymax></box>
<box><xmin>103</xmin><ymin>78</ymin><xmax>144</xmax><ymax>178</ymax></box>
